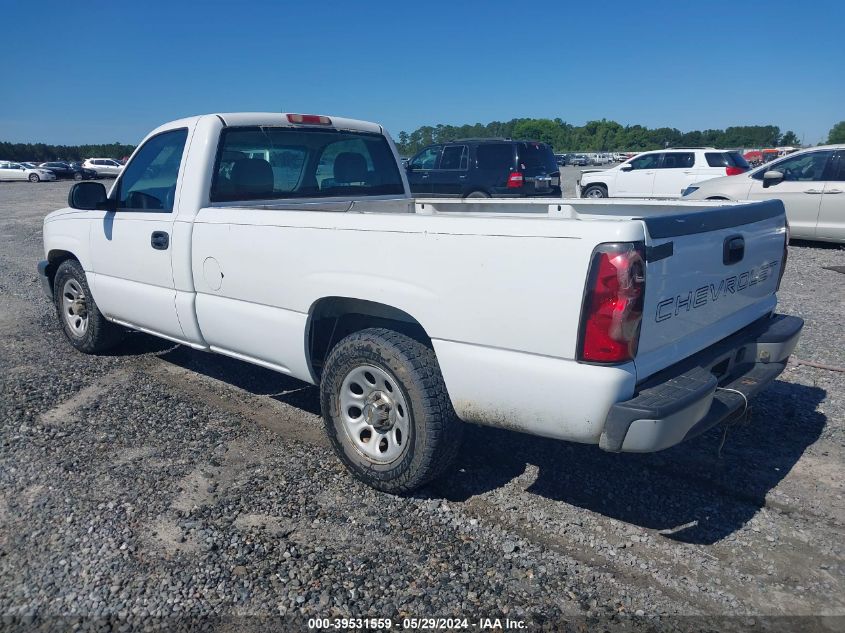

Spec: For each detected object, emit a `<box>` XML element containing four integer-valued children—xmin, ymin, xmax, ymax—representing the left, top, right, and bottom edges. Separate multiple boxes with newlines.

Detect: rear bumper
<box><xmin>600</xmin><ymin>313</ymin><xmax>803</xmax><ymax>453</ymax></box>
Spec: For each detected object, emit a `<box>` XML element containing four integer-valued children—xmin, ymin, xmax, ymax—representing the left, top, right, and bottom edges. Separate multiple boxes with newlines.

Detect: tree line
<box><xmin>0</xmin><ymin>141</ymin><xmax>136</xmax><ymax>162</ymax></box>
<box><xmin>2</xmin><ymin>120</ymin><xmax>841</xmax><ymax>163</ymax></box>
<box><xmin>396</xmin><ymin>119</ymin><xmax>805</xmax><ymax>156</ymax></box>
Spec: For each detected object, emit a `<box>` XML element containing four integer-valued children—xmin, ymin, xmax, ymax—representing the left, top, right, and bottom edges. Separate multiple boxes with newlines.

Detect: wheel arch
<box><xmin>306</xmin><ymin>296</ymin><xmax>432</xmax><ymax>382</ymax></box>
<box><xmin>44</xmin><ymin>249</ymin><xmax>81</xmax><ymax>296</ymax></box>
<box><xmin>580</xmin><ymin>182</ymin><xmax>608</xmax><ymax>197</ymax></box>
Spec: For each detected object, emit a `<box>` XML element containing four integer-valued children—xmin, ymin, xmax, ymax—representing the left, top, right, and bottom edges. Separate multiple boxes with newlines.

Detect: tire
<box><xmin>28</xmin><ymin>173</ymin><xmax>40</xmax><ymax>183</ymax></box>
<box><xmin>582</xmin><ymin>184</ymin><xmax>607</xmax><ymax>199</ymax></box>
<box><xmin>465</xmin><ymin>190</ymin><xmax>490</xmax><ymax>199</ymax></box>
<box><xmin>73</xmin><ymin>172</ymin><xmax>83</xmax><ymax>181</ymax></box>
<box><xmin>320</xmin><ymin>328</ymin><xmax>463</xmax><ymax>494</ymax></box>
<box><xmin>53</xmin><ymin>259</ymin><xmax>125</xmax><ymax>354</ymax></box>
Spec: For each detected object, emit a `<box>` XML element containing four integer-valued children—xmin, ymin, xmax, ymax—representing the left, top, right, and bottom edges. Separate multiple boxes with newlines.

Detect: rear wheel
<box><xmin>73</xmin><ymin>172</ymin><xmax>83</xmax><ymax>181</ymax></box>
<box><xmin>28</xmin><ymin>173</ymin><xmax>40</xmax><ymax>183</ymax></box>
<box><xmin>53</xmin><ymin>259</ymin><xmax>125</xmax><ymax>354</ymax></box>
<box><xmin>465</xmin><ymin>190</ymin><xmax>490</xmax><ymax>199</ymax></box>
<box><xmin>320</xmin><ymin>328</ymin><xmax>463</xmax><ymax>494</ymax></box>
<box><xmin>582</xmin><ymin>184</ymin><xmax>607</xmax><ymax>199</ymax></box>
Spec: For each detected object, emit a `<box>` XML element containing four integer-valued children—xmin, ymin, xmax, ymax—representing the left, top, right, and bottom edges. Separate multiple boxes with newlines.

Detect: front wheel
<box><xmin>28</xmin><ymin>173</ymin><xmax>40</xmax><ymax>183</ymax></box>
<box><xmin>73</xmin><ymin>172</ymin><xmax>84</xmax><ymax>181</ymax></box>
<box><xmin>582</xmin><ymin>184</ymin><xmax>607</xmax><ymax>199</ymax></box>
<box><xmin>320</xmin><ymin>328</ymin><xmax>463</xmax><ymax>494</ymax></box>
<box><xmin>53</xmin><ymin>259</ymin><xmax>125</xmax><ymax>354</ymax></box>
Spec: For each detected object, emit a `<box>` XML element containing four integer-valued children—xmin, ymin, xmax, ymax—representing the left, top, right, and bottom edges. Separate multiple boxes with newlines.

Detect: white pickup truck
<box><xmin>39</xmin><ymin>112</ymin><xmax>803</xmax><ymax>493</ymax></box>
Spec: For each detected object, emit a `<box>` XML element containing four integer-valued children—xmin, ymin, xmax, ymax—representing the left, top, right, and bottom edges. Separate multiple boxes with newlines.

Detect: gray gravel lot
<box><xmin>0</xmin><ymin>179</ymin><xmax>843</xmax><ymax>631</ymax></box>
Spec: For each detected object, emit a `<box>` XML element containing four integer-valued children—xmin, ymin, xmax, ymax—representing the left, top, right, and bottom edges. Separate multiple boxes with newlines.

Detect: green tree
<box><xmin>827</xmin><ymin>121</ymin><xmax>845</xmax><ymax>144</ymax></box>
<box><xmin>779</xmin><ymin>131</ymin><xmax>801</xmax><ymax>147</ymax></box>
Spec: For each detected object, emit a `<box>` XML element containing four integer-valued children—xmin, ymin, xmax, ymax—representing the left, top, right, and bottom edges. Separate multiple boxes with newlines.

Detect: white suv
<box><xmin>82</xmin><ymin>158</ymin><xmax>124</xmax><ymax>178</ymax></box>
<box><xmin>577</xmin><ymin>148</ymin><xmax>749</xmax><ymax>199</ymax></box>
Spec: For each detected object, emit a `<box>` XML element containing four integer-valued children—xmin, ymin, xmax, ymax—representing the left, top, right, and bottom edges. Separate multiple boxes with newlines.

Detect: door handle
<box><xmin>150</xmin><ymin>231</ymin><xmax>169</xmax><ymax>250</ymax></box>
<box><xmin>824</xmin><ymin>189</ymin><xmax>843</xmax><ymax>194</ymax></box>
<box><xmin>804</xmin><ymin>189</ymin><xmax>823</xmax><ymax>194</ymax></box>
<box><xmin>421</xmin><ymin>174</ymin><xmax>430</xmax><ymax>179</ymax></box>
<box><xmin>459</xmin><ymin>175</ymin><xmax>467</xmax><ymax>179</ymax></box>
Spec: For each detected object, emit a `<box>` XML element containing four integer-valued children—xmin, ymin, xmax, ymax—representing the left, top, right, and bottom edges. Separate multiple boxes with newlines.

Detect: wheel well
<box><xmin>307</xmin><ymin>297</ymin><xmax>430</xmax><ymax>381</ymax></box>
<box><xmin>582</xmin><ymin>182</ymin><xmax>607</xmax><ymax>191</ymax></box>
<box><xmin>45</xmin><ymin>250</ymin><xmax>79</xmax><ymax>294</ymax></box>
<box><xmin>706</xmin><ymin>196</ymin><xmax>729</xmax><ymax>200</ymax></box>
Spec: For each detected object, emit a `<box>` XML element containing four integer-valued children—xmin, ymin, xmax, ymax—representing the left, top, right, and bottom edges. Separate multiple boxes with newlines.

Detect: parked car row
<box><xmin>0</xmin><ymin>158</ymin><xmax>124</xmax><ymax>182</ymax></box>
<box><xmin>0</xmin><ymin>161</ymin><xmax>57</xmax><ymax>182</ymax></box>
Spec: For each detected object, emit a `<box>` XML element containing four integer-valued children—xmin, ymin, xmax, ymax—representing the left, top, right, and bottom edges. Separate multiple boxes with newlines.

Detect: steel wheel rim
<box><xmin>62</xmin><ymin>278</ymin><xmax>88</xmax><ymax>337</ymax></box>
<box><xmin>339</xmin><ymin>364</ymin><xmax>410</xmax><ymax>465</ymax></box>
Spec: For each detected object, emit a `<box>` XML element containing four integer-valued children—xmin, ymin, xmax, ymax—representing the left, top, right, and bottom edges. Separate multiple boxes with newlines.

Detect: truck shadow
<box><xmin>115</xmin><ymin>333</ymin><xmax>826</xmax><ymax>545</ymax></box>
<box><xmin>437</xmin><ymin>379</ymin><xmax>827</xmax><ymax>545</ymax></box>
<box><xmin>113</xmin><ymin>334</ymin><xmax>322</xmax><ymax>415</ymax></box>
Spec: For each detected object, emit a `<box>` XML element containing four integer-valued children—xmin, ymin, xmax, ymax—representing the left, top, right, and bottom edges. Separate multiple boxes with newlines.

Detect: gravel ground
<box><xmin>0</xmin><ymin>179</ymin><xmax>843</xmax><ymax>632</ymax></box>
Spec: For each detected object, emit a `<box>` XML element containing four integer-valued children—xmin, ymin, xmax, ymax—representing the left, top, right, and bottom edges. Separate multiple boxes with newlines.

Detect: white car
<box><xmin>0</xmin><ymin>161</ymin><xmax>57</xmax><ymax>182</ymax></box>
<box><xmin>82</xmin><ymin>158</ymin><xmax>124</xmax><ymax>177</ymax></box>
<box><xmin>683</xmin><ymin>145</ymin><xmax>845</xmax><ymax>243</ymax></box>
<box><xmin>38</xmin><ymin>112</ymin><xmax>802</xmax><ymax>493</ymax></box>
<box><xmin>577</xmin><ymin>148</ymin><xmax>750</xmax><ymax>199</ymax></box>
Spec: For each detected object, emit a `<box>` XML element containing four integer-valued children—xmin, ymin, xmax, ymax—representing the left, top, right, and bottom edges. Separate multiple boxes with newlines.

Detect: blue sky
<box><xmin>2</xmin><ymin>0</ymin><xmax>842</xmax><ymax>145</ymax></box>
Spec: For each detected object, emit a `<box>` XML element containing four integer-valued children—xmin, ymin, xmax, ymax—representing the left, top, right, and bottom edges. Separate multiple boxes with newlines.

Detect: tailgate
<box><xmin>635</xmin><ymin>201</ymin><xmax>787</xmax><ymax>380</ymax></box>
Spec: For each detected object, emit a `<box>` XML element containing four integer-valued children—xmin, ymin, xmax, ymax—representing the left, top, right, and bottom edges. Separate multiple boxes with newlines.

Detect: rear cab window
<box><xmin>211</xmin><ymin>126</ymin><xmax>405</xmax><ymax>201</ymax></box>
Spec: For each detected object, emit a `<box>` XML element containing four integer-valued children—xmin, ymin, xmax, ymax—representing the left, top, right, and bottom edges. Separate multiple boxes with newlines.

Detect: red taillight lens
<box><xmin>578</xmin><ymin>243</ymin><xmax>646</xmax><ymax>363</ymax></box>
<box><xmin>287</xmin><ymin>113</ymin><xmax>332</xmax><ymax>125</ymax></box>
<box><xmin>507</xmin><ymin>172</ymin><xmax>524</xmax><ymax>188</ymax></box>
<box><xmin>725</xmin><ymin>166</ymin><xmax>746</xmax><ymax>176</ymax></box>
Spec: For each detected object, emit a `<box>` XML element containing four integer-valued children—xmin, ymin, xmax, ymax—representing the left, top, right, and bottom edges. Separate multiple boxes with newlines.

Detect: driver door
<box><xmin>405</xmin><ymin>145</ymin><xmax>441</xmax><ymax>196</ymax></box>
<box><xmin>748</xmin><ymin>149</ymin><xmax>834</xmax><ymax>239</ymax></box>
<box><xmin>88</xmin><ymin>126</ymin><xmax>191</xmax><ymax>341</ymax></box>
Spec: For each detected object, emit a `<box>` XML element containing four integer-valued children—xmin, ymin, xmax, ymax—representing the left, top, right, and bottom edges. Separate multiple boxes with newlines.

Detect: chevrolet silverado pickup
<box><xmin>39</xmin><ymin>112</ymin><xmax>803</xmax><ymax>493</ymax></box>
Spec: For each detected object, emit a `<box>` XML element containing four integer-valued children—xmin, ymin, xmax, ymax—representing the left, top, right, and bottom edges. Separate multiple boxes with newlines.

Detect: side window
<box><xmin>829</xmin><ymin>152</ymin><xmax>845</xmax><ymax>181</ymax></box>
<box><xmin>754</xmin><ymin>151</ymin><xmax>834</xmax><ymax>182</ymax></box>
<box><xmin>476</xmin><ymin>144</ymin><xmax>515</xmax><ymax>169</ymax></box>
<box><xmin>117</xmin><ymin>128</ymin><xmax>188</xmax><ymax>212</ymax></box>
<box><xmin>630</xmin><ymin>154</ymin><xmax>662</xmax><ymax>170</ymax></box>
<box><xmin>660</xmin><ymin>152</ymin><xmax>694</xmax><ymax>169</ymax></box>
<box><xmin>439</xmin><ymin>145</ymin><xmax>468</xmax><ymax>170</ymax></box>
<box><xmin>410</xmin><ymin>146</ymin><xmax>441</xmax><ymax>170</ymax></box>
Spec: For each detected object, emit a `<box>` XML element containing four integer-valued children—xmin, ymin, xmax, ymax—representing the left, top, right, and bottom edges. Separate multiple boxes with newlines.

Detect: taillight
<box><xmin>577</xmin><ymin>243</ymin><xmax>646</xmax><ymax>363</ymax></box>
<box><xmin>725</xmin><ymin>166</ymin><xmax>746</xmax><ymax>176</ymax></box>
<box><xmin>777</xmin><ymin>218</ymin><xmax>789</xmax><ymax>291</ymax></box>
<box><xmin>507</xmin><ymin>172</ymin><xmax>524</xmax><ymax>188</ymax></box>
<box><xmin>287</xmin><ymin>113</ymin><xmax>332</xmax><ymax>125</ymax></box>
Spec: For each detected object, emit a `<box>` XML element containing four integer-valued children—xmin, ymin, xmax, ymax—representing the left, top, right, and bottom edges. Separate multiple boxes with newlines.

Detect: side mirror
<box><xmin>620</xmin><ymin>163</ymin><xmax>633</xmax><ymax>171</ymax></box>
<box><xmin>762</xmin><ymin>170</ymin><xmax>784</xmax><ymax>188</ymax></box>
<box><xmin>68</xmin><ymin>181</ymin><xmax>109</xmax><ymax>210</ymax></box>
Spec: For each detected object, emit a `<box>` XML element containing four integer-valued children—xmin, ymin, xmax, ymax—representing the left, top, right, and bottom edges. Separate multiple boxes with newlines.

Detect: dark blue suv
<box><xmin>405</xmin><ymin>139</ymin><xmax>562</xmax><ymax>198</ymax></box>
